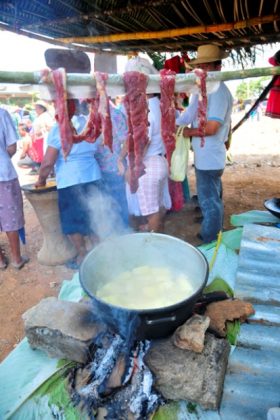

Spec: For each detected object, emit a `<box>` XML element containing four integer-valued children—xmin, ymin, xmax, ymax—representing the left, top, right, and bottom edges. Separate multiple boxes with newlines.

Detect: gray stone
<box><xmin>145</xmin><ymin>333</ymin><xmax>230</xmax><ymax>410</ymax></box>
<box><xmin>22</xmin><ymin>297</ymin><xmax>104</xmax><ymax>363</ymax></box>
<box><xmin>172</xmin><ymin>314</ymin><xmax>210</xmax><ymax>353</ymax></box>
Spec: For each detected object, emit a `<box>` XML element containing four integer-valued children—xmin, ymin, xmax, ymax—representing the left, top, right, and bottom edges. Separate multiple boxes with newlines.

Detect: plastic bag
<box><xmin>169</xmin><ymin>126</ymin><xmax>190</xmax><ymax>182</ymax></box>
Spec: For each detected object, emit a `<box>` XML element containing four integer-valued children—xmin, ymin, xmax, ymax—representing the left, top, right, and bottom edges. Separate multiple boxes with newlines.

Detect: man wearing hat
<box><xmin>177</xmin><ymin>44</ymin><xmax>233</xmax><ymax>243</ymax></box>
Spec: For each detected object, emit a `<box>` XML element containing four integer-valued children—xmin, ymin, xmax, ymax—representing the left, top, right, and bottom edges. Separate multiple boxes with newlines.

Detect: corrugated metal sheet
<box><xmin>220</xmin><ymin>224</ymin><xmax>280</xmax><ymax>420</ymax></box>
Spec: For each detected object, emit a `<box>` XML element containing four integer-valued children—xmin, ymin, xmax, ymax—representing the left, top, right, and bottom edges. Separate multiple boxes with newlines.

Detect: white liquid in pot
<box><xmin>96</xmin><ymin>265</ymin><xmax>195</xmax><ymax>309</ymax></box>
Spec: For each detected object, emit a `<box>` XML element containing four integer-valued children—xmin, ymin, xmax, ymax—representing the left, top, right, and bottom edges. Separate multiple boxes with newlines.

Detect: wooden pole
<box><xmin>57</xmin><ymin>14</ymin><xmax>279</xmax><ymax>44</ymax></box>
<box><xmin>0</xmin><ymin>66</ymin><xmax>279</xmax><ymax>86</ymax></box>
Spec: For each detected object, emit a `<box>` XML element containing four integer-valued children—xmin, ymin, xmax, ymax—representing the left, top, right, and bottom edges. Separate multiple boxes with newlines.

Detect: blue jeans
<box><xmin>195</xmin><ymin>168</ymin><xmax>224</xmax><ymax>243</ymax></box>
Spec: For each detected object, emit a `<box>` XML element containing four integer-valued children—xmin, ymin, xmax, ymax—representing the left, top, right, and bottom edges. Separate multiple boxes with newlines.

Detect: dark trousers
<box><xmin>195</xmin><ymin>168</ymin><xmax>224</xmax><ymax>243</ymax></box>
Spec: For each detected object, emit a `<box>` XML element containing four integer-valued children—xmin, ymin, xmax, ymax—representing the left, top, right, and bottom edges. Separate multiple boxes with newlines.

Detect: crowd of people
<box><xmin>2</xmin><ymin>43</ymin><xmax>277</xmax><ymax>271</ymax></box>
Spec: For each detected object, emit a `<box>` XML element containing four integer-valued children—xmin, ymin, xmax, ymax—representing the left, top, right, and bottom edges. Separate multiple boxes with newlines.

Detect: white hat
<box><xmin>125</xmin><ymin>56</ymin><xmax>159</xmax><ymax>75</ymax></box>
<box><xmin>34</xmin><ymin>100</ymin><xmax>48</xmax><ymax>111</ymax></box>
<box><xmin>190</xmin><ymin>44</ymin><xmax>229</xmax><ymax>66</ymax></box>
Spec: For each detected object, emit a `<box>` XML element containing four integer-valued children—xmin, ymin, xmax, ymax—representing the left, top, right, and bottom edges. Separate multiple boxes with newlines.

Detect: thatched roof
<box><xmin>0</xmin><ymin>0</ymin><xmax>279</xmax><ymax>55</ymax></box>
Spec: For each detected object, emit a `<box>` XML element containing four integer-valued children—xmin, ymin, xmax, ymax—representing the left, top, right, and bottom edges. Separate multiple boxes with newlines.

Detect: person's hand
<box><xmin>183</xmin><ymin>126</ymin><xmax>191</xmax><ymax>138</ymax></box>
<box><xmin>117</xmin><ymin>159</ymin><xmax>126</xmax><ymax>176</ymax></box>
<box><xmin>34</xmin><ymin>177</ymin><xmax>46</xmax><ymax>188</ymax></box>
<box><xmin>125</xmin><ymin>166</ymin><xmax>131</xmax><ymax>184</ymax></box>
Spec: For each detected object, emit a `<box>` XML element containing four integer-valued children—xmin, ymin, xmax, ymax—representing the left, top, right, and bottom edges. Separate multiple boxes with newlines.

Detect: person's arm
<box><xmin>7</xmin><ymin>143</ymin><xmax>17</xmax><ymax>158</ymax></box>
<box><xmin>176</xmin><ymin>94</ymin><xmax>199</xmax><ymax>126</ymax></box>
<box><xmin>183</xmin><ymin>120</ymin><xmax>221</xmax><ymax>138</ymax></box>
<box><xmin>117</xmin><ymin>140</ymin><xmax>128</xmax><ymax>176</ymax></box>
<box><xmin>20</xmin><ymin>135</ymin><xmax>32</xmax><ymax>158</ymax></box>
<box><xmin>35</xmin><ymin>146</ymin><xmax>58</xmax><ymax>187</ymax></box>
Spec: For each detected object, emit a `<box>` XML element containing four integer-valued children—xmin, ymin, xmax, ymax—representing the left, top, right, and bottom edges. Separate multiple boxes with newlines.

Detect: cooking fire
<box><xmin>68</xmin><ymin>331</ymin><xmax>162</xmax><ymax>419</ymax></box>
<box><xmin>22</xmin><ymin>234</ymin><xmax>255</xmax><ymax>418</ymax></box>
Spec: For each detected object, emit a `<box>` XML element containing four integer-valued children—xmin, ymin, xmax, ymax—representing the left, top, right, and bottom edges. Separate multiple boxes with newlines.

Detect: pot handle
<box><xmin>145</xmin><ymin>314</ymin><xmax>176</xmax><ymax>326</ymax></box>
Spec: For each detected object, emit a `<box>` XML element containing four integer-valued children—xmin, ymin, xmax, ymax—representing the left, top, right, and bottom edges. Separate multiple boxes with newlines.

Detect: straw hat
<box><xmin>34</xmin><ymin>100</ymin><xmax>48</xmax><ymax>111</ymax></box>
<box><xmin>189</xmin><ymin>44</ymin><xmax>229</xmax><ymax>66</ymax></box>
<box><xmin>125</xmin><ymin>56</ymin><xmax>159</xmax><ymax>75</ymax></box>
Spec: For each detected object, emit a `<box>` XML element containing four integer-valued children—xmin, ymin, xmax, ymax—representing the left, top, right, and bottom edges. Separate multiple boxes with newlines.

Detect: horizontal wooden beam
<box><xmin>57</xmin><ymin>14</ymin><xmax>279</xmax><ymax>44</ymax></box>
<box><xmin>0</xmin><ymin>66</ymin><xmax>280</xmax><ymax>86</ymax></box>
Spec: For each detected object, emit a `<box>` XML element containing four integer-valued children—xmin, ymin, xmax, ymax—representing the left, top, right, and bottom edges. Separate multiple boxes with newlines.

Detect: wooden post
<box><xmin>0</xmin><ymin>67</ymin><xmax>279</xmax><ymax>97</ymax></box>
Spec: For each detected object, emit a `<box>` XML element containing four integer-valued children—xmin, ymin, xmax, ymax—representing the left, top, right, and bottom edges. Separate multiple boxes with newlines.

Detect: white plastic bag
<box><xmin>169</xmin><ymin>126</ymin><xmax>190</xmax><ymax>182</ymax></box>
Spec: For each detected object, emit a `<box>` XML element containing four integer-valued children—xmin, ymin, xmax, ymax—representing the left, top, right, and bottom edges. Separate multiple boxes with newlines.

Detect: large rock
<box><xmin>22</xmin><ymin>297</ymin><xmax>104</xmax><ymax>363</ymax></box>
<box><xmin>145</xmin><ymin>333</ymin><xmax>230</xmax><ymax>410</ymax></box>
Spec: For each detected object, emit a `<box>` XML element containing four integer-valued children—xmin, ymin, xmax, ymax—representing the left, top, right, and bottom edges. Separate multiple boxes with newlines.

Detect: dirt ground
<box><xmin>0</xmin><ymin>113</ymin><xmax>279</xmax><ymax>362</ymax></box>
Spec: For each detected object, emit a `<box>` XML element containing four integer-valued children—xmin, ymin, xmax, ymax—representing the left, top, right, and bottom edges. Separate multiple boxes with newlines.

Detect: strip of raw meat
<box><xmin>72</xmin><ymin>98</ymin><xmax>102</xmax><ymax>144</ymax></box>
<box><xmin>123</xmin><ymin>94</ymin><xmax>137</xmax><ymax>193</ymax></box>
<box><xmin>159</xmin><ymin>69</ymin><xmax>176</xmax><ymax>165</ymax></box>
<box><xmin>95</xmin><ymin>72</ymin><xmax>113</xmax><ymax>152</ymax></box>
<box><xmin>51</xmin><ymin>68</ymin><xmax>74</xmax><ymax>158</ymax></box>
<box><xmin>194</xmin><ymin>68</ymin><xmax>208</xmax><ymax>147</ymax></box>
<box><xmin>123</xmin><ymin>71</ymin><xmax>149</xmax><ymax>193</ymax></box>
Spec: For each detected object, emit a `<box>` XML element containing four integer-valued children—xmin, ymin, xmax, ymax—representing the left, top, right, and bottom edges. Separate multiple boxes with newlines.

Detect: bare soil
<box><xmin>0</xmin><ymin>113</ymin><xmax>279</xmax><ymax>362</ymax></box>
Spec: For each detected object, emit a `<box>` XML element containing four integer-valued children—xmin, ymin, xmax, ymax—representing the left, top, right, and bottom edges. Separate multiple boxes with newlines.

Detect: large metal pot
<box><xmin>79</xmin><ymin>233</ymin><xmax>208</xmax><ymax>340</ymax></box>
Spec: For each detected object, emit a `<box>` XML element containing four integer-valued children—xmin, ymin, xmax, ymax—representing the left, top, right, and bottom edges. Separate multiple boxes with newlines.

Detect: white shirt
<box><xmin>145</xmin><ymin>96</ymin><xmax>166</xmax><ymax>157</ymax></box>
<box><xmin>176</xmin><ymin>83</ymin><xmax>233</xmax><ymax>170</ymax></box>
<box><xmin>0</xmin><ymin>108</ymin><xmax>19</xmax><ymax>181</ymax></box>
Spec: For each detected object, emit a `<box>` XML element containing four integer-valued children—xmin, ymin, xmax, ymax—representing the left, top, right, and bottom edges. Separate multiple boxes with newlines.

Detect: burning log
<box><xmin>68</xmin><ymin>333</ymin><xmax>162</xmax><ymax>419</ymax></box>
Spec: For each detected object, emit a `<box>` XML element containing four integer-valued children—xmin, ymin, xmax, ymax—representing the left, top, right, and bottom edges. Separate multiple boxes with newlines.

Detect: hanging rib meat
<box><xmin>95</xmin><ymin>72</ymin><xmax>113</xmax><ymax>152</ymax></box>
<box><xmin>51</xmin><ymin>69</ymin><xmax>102</xmax><ymax>156</ymax></box>
<box><xmin>123</xmin><ymin>71</ymin><xmax>149</xmax><ymax>193</ymax></box>
<box><xmin>72</xmin><ymin>98</ymin><xmax>101</xmax><ymax>144</ymax></box>
<box><xmin>52</xmin><ymin>68</ymin><xmax>74</xmax><ymax>158</ymax></box>
<box><xmin>194</xmin><ymin>68</ymin><xmax>208</xmax><ymax>147</ymax></box>
<box><xmin>159</xmin><ymin>69</ymin><xmax>176</xmax><ymax>165</ymax></box>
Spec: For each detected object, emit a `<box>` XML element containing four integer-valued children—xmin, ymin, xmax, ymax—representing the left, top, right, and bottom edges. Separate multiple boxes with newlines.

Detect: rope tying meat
<box><xmin>194</xmin><ymin>68</ymin><xmax>208</xmax><ymax>147</ymax></box>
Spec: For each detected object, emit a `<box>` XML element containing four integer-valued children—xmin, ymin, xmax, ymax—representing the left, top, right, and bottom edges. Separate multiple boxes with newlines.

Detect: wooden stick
<box><xmin>57</xmin><ymin>14</ymin><xmax>279</xmax><ymax>44</ymax></box>
<box><xmin>0</xmin><ymin>66</ymin><xmax>279</xmax><ymax>86</ymax></box>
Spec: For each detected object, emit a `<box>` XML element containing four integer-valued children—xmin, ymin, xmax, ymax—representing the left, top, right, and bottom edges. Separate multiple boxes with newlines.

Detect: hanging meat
<box><xmin>194</xmin><ymin>68</ymin><xmax>208</xmax><ymax>147</ymax></box>
<box><xmin>95</xmin><ymin>72</ymin><xmax>113</xmax><ymax>152</ymax></box>
<box><xmin>72</xmin><ymin>98</ymin><xmax>101</xmax><ymax>144</ymax></box>
<box><xmin>51</xmin><ymin>69</ymin><xmax>103</xmax><ymax>157</ymax></box>
<box><xmin>159</xmin><ymin>69</ymin><xmax>176</xmax><ymax>165</ymax></box>
<box><xmin>123</xmin><ymin>71</ymin><xmax>149</xmax><ymax>193</ymax></box>
<box><xmin>51</xmin><ymin>68</ymin><xmax>74</xmax><ymax>158</ymax></box>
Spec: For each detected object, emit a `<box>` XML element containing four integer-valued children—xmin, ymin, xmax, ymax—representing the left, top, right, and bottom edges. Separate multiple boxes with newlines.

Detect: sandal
<box><xmin>11</xmin><ymin>255</ymin><xmax>30</xmax><ymax>270</ymax></box>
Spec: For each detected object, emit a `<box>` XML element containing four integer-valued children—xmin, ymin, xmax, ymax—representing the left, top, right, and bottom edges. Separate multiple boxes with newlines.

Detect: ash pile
<box><xmin>68</xmin><ymin>331</ymin><xmax>162</xmax><ymax>419</ymax></box>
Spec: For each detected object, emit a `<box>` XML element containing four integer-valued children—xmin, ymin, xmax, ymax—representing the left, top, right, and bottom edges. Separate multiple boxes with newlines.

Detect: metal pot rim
<box><xmin>79</xmin><ymin>233</ymin><xmax>209</xmax><ymax>314</ymax></box>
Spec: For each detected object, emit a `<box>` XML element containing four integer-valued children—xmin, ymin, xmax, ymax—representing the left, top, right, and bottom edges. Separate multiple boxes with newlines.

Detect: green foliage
<box><xmin>203</xmin><ymin>276</ymin><xmax>234</xmax><ymax>298</ymax></box>
<box><xmin>35</xmin><ymin>362</ymin><xmax>80</xmax><ymax>419</ymax></box>
<box><xmin>153</xmin><ymin>402</ymin><xmax>181</xmax><ymax>419</ymax></box>
<box><xmin>203</xmin><ymin>277</ymin><xmax>241</xmax><ymax>344</ymax></box>
<box><xmin>147</xmin><ymin>52</ymin><xmax>166</xmax><ymax>70</ymax></box>
<box><xmin>187</xmin><ymin>402</ymin><xmax>197</xmax><ymax>413</ymax></box>
<box><xmin>235</xmin><ymin>76</ymin><xmax>271</xmax><ymax>100</ymax></box>
<box><xmin>226</xmin><ymin>320</ymin><xmax>241</xmax><ymax>345</ymax></box>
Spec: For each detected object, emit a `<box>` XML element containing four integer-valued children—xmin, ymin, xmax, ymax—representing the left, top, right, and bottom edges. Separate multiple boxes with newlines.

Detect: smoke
<box><xmin>82</xmin><ymin>183</ymin><xmax>132</xmax><ymax>242</ymax></box>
